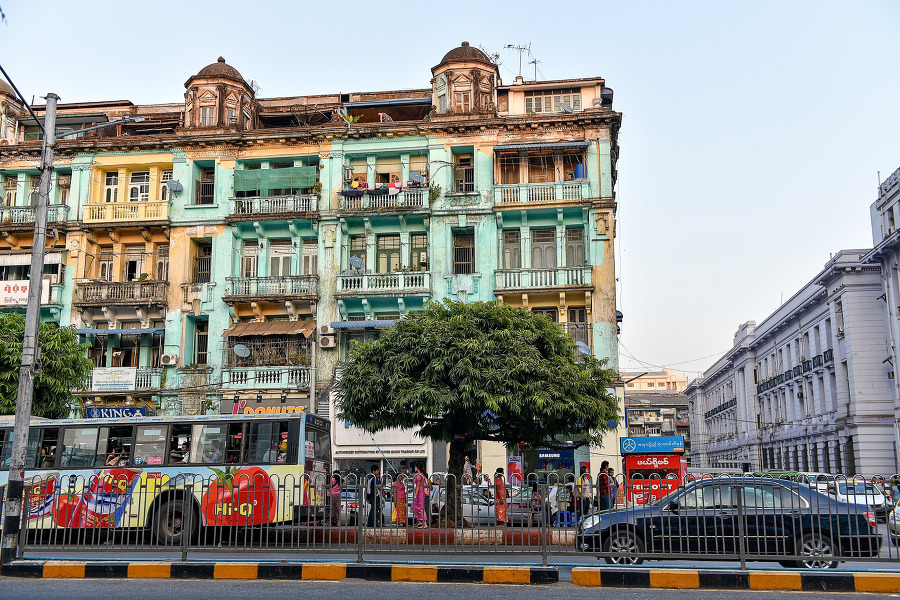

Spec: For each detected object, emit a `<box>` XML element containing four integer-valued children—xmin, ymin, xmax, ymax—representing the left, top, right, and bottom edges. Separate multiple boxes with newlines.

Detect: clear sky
<box><xmin>1</xmin><ymin>1</ymin><xmax>899</xmax><ymax>378</ymax></box>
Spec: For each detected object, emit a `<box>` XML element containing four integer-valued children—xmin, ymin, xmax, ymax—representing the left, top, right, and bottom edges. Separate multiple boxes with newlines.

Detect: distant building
<box><xmin>620</xmin><ymin>368</ymin><xmax>687</xmax><ymax>393</ymax></box>
<box><xmin>623</xmin><ymin>392</ymin><xmax>690</xmax><ymax>452</ymax></box>
<box><xmin>685</xmin><ymin>250</ymin><xmax>895</xmax><ymax>476</ymax></box>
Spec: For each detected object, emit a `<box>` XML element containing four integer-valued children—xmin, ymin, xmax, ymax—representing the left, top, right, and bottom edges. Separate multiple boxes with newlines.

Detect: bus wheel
<box><xmin>155</xmin><ymin>499</ymin><xmax>195</xmax><ymax>546</ymax></box>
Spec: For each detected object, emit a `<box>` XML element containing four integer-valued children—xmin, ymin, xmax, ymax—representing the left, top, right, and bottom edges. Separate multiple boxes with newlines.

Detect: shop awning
<box><xmin>222</xmin><ymin>320</ymin><xmax>315</xmax><ymax>338</ymax></box>
<box><xmin>0</xmin><ymin>253</ymin><xmax>62</xmax><ymax>266</ymax></box>
<box><xmin>77</xmin><ymin>328</ymin><xmax>164</xmax><ymax>335</ymax></box>
<box><xmin>330</xmin><ymin>320</ymin><xmax>397</xmax><ymax>329</ymax></box>
<box><xmin>493</xmin><ymin>141</ymin><xmax>591</xmax><ymax>151</ymax></box>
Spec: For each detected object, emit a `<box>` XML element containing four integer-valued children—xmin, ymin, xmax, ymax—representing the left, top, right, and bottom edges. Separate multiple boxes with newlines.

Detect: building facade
<box><xmin>0</xmin><ymin>44</ymin><xmax>623</xmax><ymax>475</ymax></box>
<box><xmin>621</xmin><ymin>368</ymin><xmax>688</xmax><ymax>393</ymax></box>
<box><xmin>686</xmin><ymin>250</ymin><xmax>896</xmax><ymax>476</ymax></box>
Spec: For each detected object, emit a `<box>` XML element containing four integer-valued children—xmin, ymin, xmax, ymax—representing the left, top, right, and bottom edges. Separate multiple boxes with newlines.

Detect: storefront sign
<box><xmin>1</xmin><ymin>280</ymin><xmax>49</xmax><ymax>305</ymax></box>
<box><xmin>620</xmin><ymin>436</ymin><xmax>685</xmax><ymax>454</ymax></box>
<box><xmin>224</xmin><ymin>397</ymin><xmax>307</xmax><ymax>415</ymax></box>
<box><xmin>91</xmin><ymin>367</ymin><xmax>137</xmax><ymax>392</ymax></box>
<box><xmin>537</xmin><ymin>448</ymin><xmax>574</xmax><ymax>468</ymax></box>
<box><xmin>85</xmin><ymin>406</ymin><xmax>147</xmax><ymax>419</ymax></box>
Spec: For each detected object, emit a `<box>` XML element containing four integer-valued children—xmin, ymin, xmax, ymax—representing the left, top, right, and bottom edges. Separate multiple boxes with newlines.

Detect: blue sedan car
<box><xmin>575</xmin><ymin>477</ymin><xmax>882</xmax><ymax>568</ymax></box>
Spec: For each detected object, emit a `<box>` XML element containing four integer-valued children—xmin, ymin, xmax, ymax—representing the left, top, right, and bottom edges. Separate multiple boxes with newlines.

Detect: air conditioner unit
<box><xmin>319</xmin><ymin>324</ymin><xmax>335</xmax><ymax>336</ymax></box>
<box><xmin>161</xmin><ymin>354</ymin><xmax>178</xmax><ymax>366</ymax></box>
<box><xmin>318</xmin><ymin>335</ymin><xmax>336</xmax><ymax>349</ymax></box>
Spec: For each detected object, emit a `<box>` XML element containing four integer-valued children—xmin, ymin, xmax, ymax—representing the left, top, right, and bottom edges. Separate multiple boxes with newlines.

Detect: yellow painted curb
<box><xmin>302</xmin><ymin>563</ymin><xmax>347</xmax><ymax>580</ymax></box>
<box><xmin>484</xmin><ymin>566</ymin><xmax>530</xmax><ymax>584</ymax></box>
<box><xmin>214</xmin><ymin>563</ymin><xmax>259</xmax><ymax>579</ymax></box>
<box><xmin>43</xmin><ymin>561</ymin><xmax>86</xmax><ymax>578</ymax></box>
<box><xmin>854</xmin><ymin>573</ymin><xmax>900</xmax><ymax>593</ymax></box>
<box><xmin>749</xmin><ymin>572</ymin><xmax>802</xmax><ymax>590</ymax></box>
<box><xmin>571</xmin><ymin>568</ymin><xmax>603</xmax><ymax>587</ymax></box>
<box><xmin>392</xmin><ymin>566</ymin><xmax>437</xmax><ymax>582</ymax></box>
<box><xmin>649</xmin><ymin>569</ymin><xmax>699</xmax><ymax>589</ymax></box>
<box><xmin>127</xmin><ymin>562</ymin><xmax>171</xmax><ymax>578</ymax></box>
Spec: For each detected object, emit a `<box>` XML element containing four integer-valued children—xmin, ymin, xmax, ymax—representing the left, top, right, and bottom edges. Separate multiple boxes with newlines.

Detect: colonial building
<box><xmin>0</xmin><ymin>43</ymin><xmax>623</xmax><ymax>475</ymax></box>
<box><xmin>686</xmin><ymin>250</ymin><xmax>896</xmax><ymax>476</ymax></box>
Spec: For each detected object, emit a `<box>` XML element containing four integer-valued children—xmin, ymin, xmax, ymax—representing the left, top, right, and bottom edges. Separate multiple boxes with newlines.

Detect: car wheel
<box><xmin>603</xmin><ymin>528</ymin><xmax>645</xmax><ymax>565</ymax></box>
<box><xmin>794</xmin><ymin>533</ymin><xmax>838</xmax><ymax>569</ymax></box>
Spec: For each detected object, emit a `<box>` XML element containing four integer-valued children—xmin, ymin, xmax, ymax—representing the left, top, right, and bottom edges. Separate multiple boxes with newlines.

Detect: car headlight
<box><xmin>581</xmin><ymin>514</ymin><xmax>599</xmax><ymax>530</ymax></box>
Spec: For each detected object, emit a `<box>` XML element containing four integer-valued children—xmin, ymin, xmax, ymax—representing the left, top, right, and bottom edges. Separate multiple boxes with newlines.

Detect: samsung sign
<box><xmin>85</xmin><ymin>407</ymin><xmax>147</xmax><ymax>419</ymax></box>
<box><xmin>620</xmin><ymin>436</ymin><xmax>685</xmax><ymax>454</ymax></box>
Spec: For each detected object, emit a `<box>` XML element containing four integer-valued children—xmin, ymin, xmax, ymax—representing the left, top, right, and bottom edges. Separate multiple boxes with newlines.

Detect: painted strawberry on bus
<box><xmin>201</xmin><ymin>466</ymin><xmax>277</xmax><ymax>526</ymax></box>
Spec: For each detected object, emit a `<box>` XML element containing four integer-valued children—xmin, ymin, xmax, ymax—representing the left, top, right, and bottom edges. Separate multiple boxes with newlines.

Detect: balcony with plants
<box><xmin>220</xmin><ymin>329</ymin><xmax>313</xmax><ymax>390</ymax></box>
<box><xmin>493</xmin><ymin>146</ymin><xmax>592</xmax><ymax>207</ymax></box>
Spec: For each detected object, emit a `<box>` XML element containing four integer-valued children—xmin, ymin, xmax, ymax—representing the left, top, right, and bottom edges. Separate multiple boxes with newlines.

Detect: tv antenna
<box><xmin>504</xmin><ymin>43</ymin><xmax>532</xmax><ymax>78</ymax></box>
<box><xmin>478</xmin><ymin>44</ymin><xmax>502</xmax><ymax>65</ymax></box>
<box><xmin>529</xmin><ymin>58</ymin><xmax>542</xmax><ymax>81</ymax></box>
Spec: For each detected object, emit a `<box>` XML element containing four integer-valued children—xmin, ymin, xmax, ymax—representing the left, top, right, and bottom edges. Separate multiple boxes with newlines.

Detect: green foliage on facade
<box><xmin>335</xmin><ymin>299</ymin><xmax>619</xmax><ymax>480</ymax></box>
<box><xmin>0</xmin><ymin>313</ymin><xmax>93</xmax><ymax>419</ymax></box>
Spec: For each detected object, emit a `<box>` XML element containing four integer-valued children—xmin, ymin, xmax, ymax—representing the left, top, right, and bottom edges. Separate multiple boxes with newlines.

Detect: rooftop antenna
<box><xmin>504</xmin><ymin>43</ymin><xmax>531</xmax><ymax>78</ymax></box>
<box><xmin>529</xmin><ymin>58</ymin><xmax>541</xmax><ymax>82</ymax></box>
<box><xmin>478</xmin><ymin>44</ymin><xmax>501</xmax><ymax>65</ymax></box>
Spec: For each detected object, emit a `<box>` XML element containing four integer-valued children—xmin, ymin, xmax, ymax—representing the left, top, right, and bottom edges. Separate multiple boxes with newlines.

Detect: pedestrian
<box><xmin>577</xmin><ymin>465</ymin><xmax>593</xmax><ymax>516</ymax></box>
<box><xmin>330</xmin><ymin>470</ymin><xmax>342</xmax><ymax>526</ymax></box>
<box><xmin>394</xmin><ymin>474</ymin><xmax>408</xmax><ymax>526</ymax></box>
<box><xmin>366</xmin><ymin>464</ymin><xmax>383</xmax><ymax>527</ymax></box>
<box><xmin>413</xmin><ymin>462</ymin><xmax>429</xmax><ymax>528</ymax></box>
<box><xmin>494</xmin><ymin>468</ymin><xmax>507</xmax><ymax>526</ymax></box>
<box><xmin>463</xmin><ymin>456</ymin><xmax>473</xmax><ymax>483</ymax></box>
<box><xmin>607</xmin><ymin>467</ymin><xmax>618</xmax><ymax>508</ymax></box>
<box><xmin>597</xmin><ymin>460</ymin><xmax>610</xmax><ymax>510</ymax></box>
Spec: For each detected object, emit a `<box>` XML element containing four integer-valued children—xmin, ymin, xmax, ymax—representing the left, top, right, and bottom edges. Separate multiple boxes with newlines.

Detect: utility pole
<box><xmin>0</xmin><ymin>93</ymin><xmax>57</xmax><ymax>565</ymax></box>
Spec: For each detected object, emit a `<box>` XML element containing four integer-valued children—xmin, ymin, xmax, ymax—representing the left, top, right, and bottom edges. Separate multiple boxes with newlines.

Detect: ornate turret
<box><xmin>183</xmin><ymin>57</ymin><xmax>256</xmax><ymax>130</ymax></box>
<box><xmin>431</xmin><ymin>42</ymin><xmax>500</xmax><ymax>115</ymax></box>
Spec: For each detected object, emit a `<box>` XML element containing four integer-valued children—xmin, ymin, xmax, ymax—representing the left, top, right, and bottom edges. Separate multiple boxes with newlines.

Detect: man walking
<box><xmin>597</xmin><ymin>460</ymin><xmax>610</xmax><ymax>510</ymax></box>
<box><xmin>366</xmin><ymin>464</ymin><xmax>383</xmax><ymax>527</ymax></box>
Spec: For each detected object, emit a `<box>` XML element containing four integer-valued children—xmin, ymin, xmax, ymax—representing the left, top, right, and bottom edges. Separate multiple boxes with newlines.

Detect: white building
<box><xmin>686</xmin><ymin>250</ymin><xmax>896</xmax><ymax>476</ymax></box>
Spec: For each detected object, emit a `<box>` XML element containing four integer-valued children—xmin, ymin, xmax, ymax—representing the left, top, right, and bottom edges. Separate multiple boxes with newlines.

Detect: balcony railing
<box><xmin>82</xmin><ymin>367</ymin><xmax>163</xmax><ymax>391</ymax></box>
<box><xmin>337</xmin><ymin>189</ymin><xmax>428</xmax><ymax>211</ymax></box>
<box><xmin>335</xmin><ymin>271</ymin><xmax>431</xmax><ymax>295</ymax></box>
<box><xmin>74</xmin><ymin>280</ymin><xmax>168</xmax><ymax>305</ymax></box>
<box><xmin>222</xmin><ymin>366</ymin><xmax>311</xmax><ymax>389</ymax></box>
<box><xmin>494</xmin><ymin>267</ymin><xmax>591</xmax><ymax>290</ymax></box>
<box><xmin>224</xmin><ymin>275</ymin><xmax>319</xmax><ymax>298</ymax></box>
<box><xmin>83</xmin><ymin>201</ymin><xmax>168</xmax><ymax>223</ymax></box>
<box><xmin>229</xmin><ymin>195</ymin><xmax>318</xmax><ymax>216</ymax></box>
<box><xmin>493</xmin><ymin>181</ymin><xmax>590</xmax><ymax>204</ymax></box>
<box><xmin>0</xmin><ymin>205</ymin><xmax>69</xmax><ymax>225</ymax></box>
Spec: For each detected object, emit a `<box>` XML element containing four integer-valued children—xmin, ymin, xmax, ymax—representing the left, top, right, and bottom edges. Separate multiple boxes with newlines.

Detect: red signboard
<box><xmin>623</xmin><ymin>452</ymin><xmax>686</xmax><ymax>505</ymax></box>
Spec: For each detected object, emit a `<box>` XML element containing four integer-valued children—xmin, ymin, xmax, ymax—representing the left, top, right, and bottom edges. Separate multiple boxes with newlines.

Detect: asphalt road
<box><xmin>0</xmin><ymin>579</ymin><xmax>894</xmax><ymax>600</ymax></box>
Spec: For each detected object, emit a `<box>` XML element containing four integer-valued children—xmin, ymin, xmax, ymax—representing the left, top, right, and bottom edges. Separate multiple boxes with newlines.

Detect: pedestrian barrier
<box><xmin>7</xmin><ymin>471</ymin><xmax>900</xmax><ymax>570</ymax></box>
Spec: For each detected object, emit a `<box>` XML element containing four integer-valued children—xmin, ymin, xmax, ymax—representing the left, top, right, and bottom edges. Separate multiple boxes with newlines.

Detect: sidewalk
<box><xmin>3</xmin><ymin>560</ymin><xmax>900</xmax><ymax>592</ymax></box>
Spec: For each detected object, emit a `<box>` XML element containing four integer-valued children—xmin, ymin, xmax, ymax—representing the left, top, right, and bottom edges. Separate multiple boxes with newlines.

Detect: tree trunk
<box><xmin>437</xmin><ymin>436</ymin><xmax>468</xmax><ymax>527</ymax></box>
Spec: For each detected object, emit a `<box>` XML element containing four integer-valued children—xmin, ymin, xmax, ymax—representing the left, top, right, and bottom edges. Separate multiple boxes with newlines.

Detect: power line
<box><xmin>618</xmin><ymin>340</ymin><xmax>729</xmax><ymax>373</ymax></box>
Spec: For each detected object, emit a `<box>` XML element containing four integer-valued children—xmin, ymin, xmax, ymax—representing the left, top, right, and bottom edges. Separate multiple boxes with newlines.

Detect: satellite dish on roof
<box><xmin>558</xmin><ymin>102</ymin><xmax>574</xmax><ymax>114</ymax></box>
<box><xmin>349</xmin><ymin>256</ymin><xmax>364</xmax><ymax>269</ymax></box>
<box><xmin>233</xmin><ymin>344</ymin><xmax>251</xmax><ymax>358</ymax></box>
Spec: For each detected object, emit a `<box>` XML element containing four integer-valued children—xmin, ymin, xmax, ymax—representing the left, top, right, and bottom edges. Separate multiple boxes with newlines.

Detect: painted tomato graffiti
<box><xmin>200</xmin><ymin>467</ymin><xmax>277</xmax><ymax>526</ymax></box>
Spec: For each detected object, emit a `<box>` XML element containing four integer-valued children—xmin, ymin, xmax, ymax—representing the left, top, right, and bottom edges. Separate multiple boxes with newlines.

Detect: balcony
<box><xmin>223</xmin><ymin>276</ymin><xmax>318</xmax><ymax>302</ymax></box>
<box><xmin>337</xmin><ymin>189</ymin><xmax>428</xmax><ymax>211</ymax></box>
<box><xmin>221</xmin><ymin>366</ymin><xmax>311</xmax><ymax>389</ymax></box>
<box><xmin>227</xmin><ymin>194</ymin><xmax>318</xmax><ymax>221</ymax></box>
<box><xmin>80</xmin><ymin>367</ymin><xmax>164</xmax><ymax>393</ymax></box>
<box><xmin>493</xmin><ymin>181</ymin><xmax>590</xmax><ymax>205</ymax></box>
<box><xmin>74</xmin><ymin>280</ymin><xmax>167</xmax><ymax>307</ymax></box>
<box><xmin>0</xmin><ymin>205</ymin><xmax>69</xmax><ymax>226</ymax></box>
<box><xmin>335</xmin><ymin>271</ymin><xmax>431</xmax><ymax>296</ymax></box>
<box><xmin>83</xmin><ymin>201</ymin><xmax>168</xmax><ymax>224</ymax></box>
<box><xmin>494</xmin><ymin>266</ymin><xmax>591</xmax><ymax>291</ymax></box>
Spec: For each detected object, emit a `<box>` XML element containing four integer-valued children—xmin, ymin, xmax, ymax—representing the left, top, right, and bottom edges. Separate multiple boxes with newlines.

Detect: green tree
<box><xmin>0</xmin><ymin>313</ymin><xmax>93</xmax><ymax>419</ymax></box>
<box><xmin>335</xmin><ymin>299</ymin><xmax>618</xmax><ymax>522</ymax></box>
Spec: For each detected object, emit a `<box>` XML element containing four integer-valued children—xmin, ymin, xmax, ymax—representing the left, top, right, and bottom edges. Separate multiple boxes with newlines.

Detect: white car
<box><xmin>831</xmin><ymin>480</ymin><xmax>890</xmax><ymax>521</ymax></box>
<box><xmin>795</xmin><ymin>472</ymin><xmax>834</xmax><ymax>493</ymax></box>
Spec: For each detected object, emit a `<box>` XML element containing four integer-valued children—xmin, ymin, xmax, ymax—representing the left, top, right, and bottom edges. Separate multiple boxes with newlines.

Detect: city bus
<box><xmin>0</xmin><ymin>412</ymin><xmax>331</xmax><ymax>544</ymax></box>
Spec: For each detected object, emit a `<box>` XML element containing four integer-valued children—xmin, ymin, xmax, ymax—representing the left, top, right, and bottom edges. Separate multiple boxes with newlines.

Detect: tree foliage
<box><xmin>0</xmin><ymin>313</ymin><xmax>93</xmax><ymax>419</ymax></box>
<box><xmin>336</xmin><ymin>300</ymin><xmax>619</xmax><ymax>480</ymax></box>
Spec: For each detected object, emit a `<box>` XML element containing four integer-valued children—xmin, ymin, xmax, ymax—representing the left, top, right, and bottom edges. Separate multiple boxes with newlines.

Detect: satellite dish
<box><xmin>575</xmin><ymin>341</ymin><xmax>591</xmax><ymax>355</ymax></box>
<box><xmin>558</xmin><ymin>102</ymin><xmax>574</xmax><ymax>114</ymax></box>
<box><xmin>349</xmin><ymin>256</ymin><xmax>364</xmax><ymax>269</ymax></box>
<box><xmin>233</xmin><ymin>344</ymin><xmax>251</xmax><ymax>358</ymax></box>
<box><xmin>165</xmin><ymin>179</ymin><xmax>183</xmax><ymax>193</ymax></box>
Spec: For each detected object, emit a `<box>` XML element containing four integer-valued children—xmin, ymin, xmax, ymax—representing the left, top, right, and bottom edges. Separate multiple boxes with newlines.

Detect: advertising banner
<box><xmin>85</xmin><ymin>406</ymin><xmax>147</xmax><ymax>419</ymax></box>
<box><xmin>1</xmin><ymin>280</ymin><xmax>49</xmax><ymax>305</ymax></box>
<box><xmin>620</xmin><ymin>436</ymin><xmax>685</xmax><ymax>454</ymax></box>
<box><xmin>91</xmin><ymin>367</ymin><xmax>137</xmax><ymax>392</ymax></box>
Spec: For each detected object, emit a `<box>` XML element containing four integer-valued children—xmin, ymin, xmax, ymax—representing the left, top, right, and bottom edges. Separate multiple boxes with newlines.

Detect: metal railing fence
<box><xmin>11</xmin><ymin>471</ymin><xmax>900</xmax><ymax>569</ymax></box>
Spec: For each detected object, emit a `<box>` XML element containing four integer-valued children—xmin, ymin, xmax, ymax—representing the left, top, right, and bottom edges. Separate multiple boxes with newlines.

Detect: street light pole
<box><xmin>0</xmin><ymin>93</ymin><xmax>57</xmax><ymax>565</ymax></box>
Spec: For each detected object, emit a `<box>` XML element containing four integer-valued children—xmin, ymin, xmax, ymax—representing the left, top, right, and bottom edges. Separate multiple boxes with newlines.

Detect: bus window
<box><xmin>95</xmin><ymin>426</ymin><xmax>134</xmax><ymax>468</ymax></box>
<box><xmin>0</xmin><ymin>430</ymin><xmax>10</xmax><ymax>468</ymax></box>
<box><xmin>225</xmin><ymin>423</ymin><xmax>243</xmax><ymax>464</ymax></box>
<box><xmin>168</xmin><ymin>424</ymin><xmax>192</xmax><ymax>464</ymax></box>
<box><xmin>37</xmin><ymin>428</ymin><xmax>59</xmax><ymax>468</ymax></box>
<box><xmin>193</xmin><ymin>424</ymin><xmax>235</xmax><ymax>464</ymax></box>
<box><xmin>134</xmin><ymin>425</ymin><xmax>168</xmax><ymax>467</ymax></box>
<box><xmin>304</xmin><ymin>426</ymin><xmax>331</xmax><ymax>471</ymax></box>
<box><xmin>246</xmin><ymin>421</ymin><xmax>289</xmax><ymax>464</ymax></box>
<box><xmin>25</xmin><ymin>429</ymin><xmax>40</xmax><ymax>469</ymax></box>
<box><xmin>60</xmin><ymin>427</ymin><xmax>100</xmax><ymax>467</ymax></box>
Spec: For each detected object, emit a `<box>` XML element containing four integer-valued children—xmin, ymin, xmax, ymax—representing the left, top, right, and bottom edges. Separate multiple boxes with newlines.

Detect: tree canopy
<box><xmin>0</xmin><ymin>313</ymin><xmax>93</xmax><ymax>419</ymax></box>
<box><xmin>335</xmin><ymin>299</ymin><xmax>619</xmax><ymax>479</ymax></box>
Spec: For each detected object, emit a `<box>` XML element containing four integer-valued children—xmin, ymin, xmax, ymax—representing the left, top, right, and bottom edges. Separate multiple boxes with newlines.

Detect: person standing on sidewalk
<box><xmin>366</xmin><ymin>464</ymin><xmax>383</xmax><ymax>527</ymax></box>
<box><xmin>597</xmin><ymin>460</ymin><xmax>610</xmax><ymax>510</ymax></box>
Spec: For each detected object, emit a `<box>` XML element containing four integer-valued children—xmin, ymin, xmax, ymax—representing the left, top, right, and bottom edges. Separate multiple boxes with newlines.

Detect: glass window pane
<box><xmin>193</xmin><ymin>424</ymin><xmax>227</xmax><ymax>464</ymax></box>
<box><xmin>134</xmin><ymin>425</ymin><xmax>168</xmax><ymax>467</ymax></box>
<box><xmin>61</xmin><ymin>428</ymin><xmax>99</xmax><ymax>467</ymax></box>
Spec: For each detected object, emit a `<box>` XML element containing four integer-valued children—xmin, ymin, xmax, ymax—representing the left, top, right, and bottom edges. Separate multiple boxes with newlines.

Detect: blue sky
<box><xmin>1</xmin><ymin>1</ymin><xmax>899</xmax><ymax>377</ymax></box>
